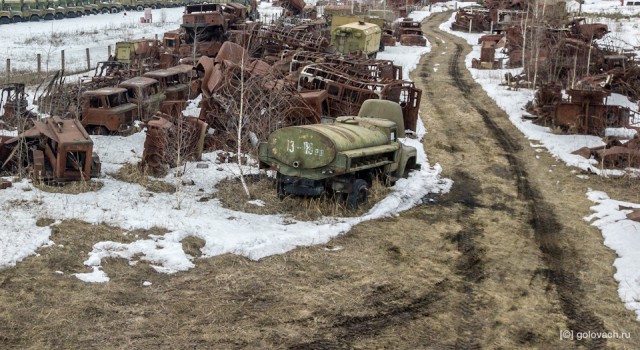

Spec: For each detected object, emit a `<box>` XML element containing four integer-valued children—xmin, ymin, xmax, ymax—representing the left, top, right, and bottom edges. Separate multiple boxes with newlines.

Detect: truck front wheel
<box><xmin>347</xmin><ymin>179</ymin><xmax>368</xmax><ymax>210</ymax></box>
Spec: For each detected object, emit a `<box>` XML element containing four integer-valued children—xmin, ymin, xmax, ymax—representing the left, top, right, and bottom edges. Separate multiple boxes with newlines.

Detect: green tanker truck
<box><xmin>258</xmin><ymin>100</ymin><xmax>419</xmax><ymax>209</ymax></box>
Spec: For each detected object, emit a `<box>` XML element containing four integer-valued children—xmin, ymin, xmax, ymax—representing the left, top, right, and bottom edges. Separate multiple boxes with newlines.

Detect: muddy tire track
<box><xmin>441</xmin><ymin>23</ymin><xmax>608</xmax><ymax>349</ymax></box>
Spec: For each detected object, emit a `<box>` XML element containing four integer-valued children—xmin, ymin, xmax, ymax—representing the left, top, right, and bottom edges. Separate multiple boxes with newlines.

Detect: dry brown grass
<box><xmin>34</xmin><ymin>180</ymin><xmax>104</xmax><ymax>194</ymax></box>
<box><xmin>109</xmin><ymin>163</ymin><xmax>176</xmax><ymax>194</ymax></box>
<box><xmin>214</xmin><ymin>174</ymin><xmax>391</xmax><ymax>221</ymax></box>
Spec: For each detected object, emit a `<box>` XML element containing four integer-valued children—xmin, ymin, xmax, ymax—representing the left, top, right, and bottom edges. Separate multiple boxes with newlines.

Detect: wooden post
<box><xmin>61</xmin><ymin>50</ymin><xmax>65</xmax><ymax>72</ymax></box>
<box><xmin>86</xmin><ymin>48</ymin><xmax>91</xmax><ymax>70</ymax></box>
<box><xmin>37</xmin><ymin>54</ymin><xmax>41</xmax><ymax>74</ymax></box>
<box><xmin>6</xmin><ymin>59</ymin><xmax>10</xmax><ymax>83</ymax></box>
<box><xmin>108</xmin><ymin>45</ymin><xmax>112</xmax><ymax>58</ymax></box>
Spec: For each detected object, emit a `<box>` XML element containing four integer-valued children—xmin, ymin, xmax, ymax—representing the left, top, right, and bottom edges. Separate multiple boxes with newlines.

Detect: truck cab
<box><xmin>45</xmin><ymin>0</ymin><xmax>66</xmax><ymax>19</ymax></box>
<box><xmin>119</xmin><ymin>77</ymin><xmax>166</xmax><ymax>121</ymax></box>
<box><xmin>80</xmin><ymin>87</ymin><xmax>138</xmax><ymax>134</ymax></box>
<box><xmin>63</xmin><ymin>0</ymin><xmax>84</xmax><ymax>17</ymax></box>
<box><xmin>0</xmin><ymin>1</ymin><xmax>23</xmax><ymax>23</ymax></box>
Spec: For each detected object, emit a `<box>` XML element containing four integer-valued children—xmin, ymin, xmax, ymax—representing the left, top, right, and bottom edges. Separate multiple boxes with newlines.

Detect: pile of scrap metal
<box><xmin>140</xmin><ymin>114</ymin><xmax>208</xmax><ymax>176</ymax></box>
<box><xmin>451</xmin><ymin>5</ymin><xmax>525</xmax><ymax>33</ymax></box>
<box><xmin>0</xmin><ymin>116</ymin><xmax>100</xmax><ymax>182</ymax></box>
<box><xmin>297</xmin><ymin>63</ymin><xmax>422</xmax><ymax>132</ymax></box>
<box><xmin>529</xmin><ymin>86</ymin><xmax>634</xmax><ymax>135</ymax></box>
<box><xmin>394</xmin><ymin>18</ymin><xmax>426</xmax><ymax>46</ymax></box>
<box><xmin>472</xmin><ymin>33</ymin><xmax>505</xmax><ymax>69</ymax></box>
<box><xmin>572</xmin><ymin>136</ymin><xmax>640</xmax><ymax>169</ymax></box>
<box><xmin>249</xmin><ymin>22</ymin><xmax>333</xmax><ymax>57</ymax></box>
<box><xmin>194</xmin><ymin>41</ymin><xmax>327</xmax><ymax>151</ymax></box>
<box><xmin>280</xmin><ymin>0</ymin><xmax>306</xmax><ymax>16</ymax></box>
<box><xmin>0</xmin><ymin>83</ymin><xmax>37</xmax><ymax>131</ymax></box>
<box><xmin>288</xmin><ymin>51</ymin><xmax>402</xmax><ymax>81</ymax></box>
<box><xmin>504</xmin><ymin>20</ymin><xmax>612</xmax><ymax>83</ymax></box>
<box><xmin>160</xmin><ymin>2</ymin><xmax>258</xmax><ymax>65</ymax></box>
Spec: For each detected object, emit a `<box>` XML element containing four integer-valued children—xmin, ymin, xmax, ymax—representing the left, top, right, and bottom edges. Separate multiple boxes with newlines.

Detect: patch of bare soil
<box><xmin>0</xmin><ymin>11</ymin><xmax>638</xmax><ymax>350</ymax></box>
<box><xmin>214</xmin><ymin>175</ymin><xmax>390</xmax><ymax>221</ymax></box>
<box><xmin>109</xmin><ymin>163</ymin><xmax>176</xmax><ymax>194</ymax></box>
<box><xmin>34</xmin><ymin>180</ymin><xmax>104</xmax><ymax>194</ymax></box>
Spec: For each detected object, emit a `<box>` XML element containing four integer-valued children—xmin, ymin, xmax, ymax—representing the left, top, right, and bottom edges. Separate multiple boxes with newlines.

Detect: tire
<box><xmin>77</xmin><ymin>11</ymin><xmax>84</xmax><ymax>17</ymax></box>
<box><xmin>151</xmin><ymin>4</ymin><xmax>157</xmax><ymax>9</ymax></box>
<box><xmin>136</xmin><ymin>5</ymin><xmax>144</xmax><ymax>11</ymax></box>
<box><xmin>54</xmin><ymin>13</ymin><xmax>64</xmax><ymax>20</ymax></box>
<box><xmin>346</xmin><ymin>179</ymin><xmax>368</xmax><ymax>210</ymax></box>
<box><xmin>67</xmin><ymin>12</ymin><xmax>76</xmax><ymax>18</ymax></box>
<box><xmin>91</xmin><ymin>9</ymin><xmax>99</xmax><ymax>15</ymax></box>
<box><xmin>101</xmin><ymin>8</ymin><xmax>109</xmax><ymax>14</ymax></box>
<box><xmin>90</xmin><ymin>126</ymin><xmax>109</xmax><ymax>136</ymax></box>
<box><xmin>44</xmin><ymin>14</ymin><xmax>53</xmax><ymax>20</ymax></box>
<box><xmin>0</xmin><ymin>17</ymin><xmax>9</xmax><ymax>25</ymax></box>
<box><xmin>30</xmin><ymin>15</ymin><xmax>40</xmax><ymax>22</ymax></box>
<box><xmin>111</xmin><ymin>7</ymin><xmax>118</xmax><ymax>13</ymax></box>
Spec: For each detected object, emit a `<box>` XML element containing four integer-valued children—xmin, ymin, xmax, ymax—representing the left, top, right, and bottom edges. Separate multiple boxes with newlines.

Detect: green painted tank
<box><xmin>267</xmin><ymin>121</ymin><xmax>390</xmax><ymax>169</ymax></box>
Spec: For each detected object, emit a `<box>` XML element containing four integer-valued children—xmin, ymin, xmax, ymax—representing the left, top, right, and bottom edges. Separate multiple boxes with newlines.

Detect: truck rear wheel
<box><xmin>30</xmin><ymin>15</ymin><xmax>40</xmax><ymax>22</ymax></box>
<box><xmin>0</xmin><ymin>17</ymin><xmax>9</xmax><ymax>24</ymax></box>
<box><xmin>347</xmin><ymin>179</ymin><xmax>368</xmax><ymax>210</ymax></box>
<box><xmin>111</xmin><ymin>7</ymin><xmax>118</xmax><ymax>13</ymax></box>
<box><xmin>136</xmin><ymin>5</ymin><xmax>144</xmax><ymax>11</ymax></box>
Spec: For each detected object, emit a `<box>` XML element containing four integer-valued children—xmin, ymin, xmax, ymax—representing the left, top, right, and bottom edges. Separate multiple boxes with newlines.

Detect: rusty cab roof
<box><xmin>82</xmin><ymin>87</ymin><xmax>129</xmax><ymax>97</ymax></box>
<box><xmin>167</xmin><ymin>64</ymin><xmax>195</xmax><ymax>75</ymax></box>
<box><xmin>143</xmin><ymin>69</ymin><xmax>178</xmax><ymax>79</ymax></box>
<box><xmin>185</xmin><ymin>3</ymin><xmax>223</xmax><ymax>13</ymax></box>
<box><xmin>27</xmin><ymin>116</ymin><xmax>92</xmax><ymax>147</ymax></box>
<box><xmin>119</xmin><ymin>77</ymin><xmax>159</xmax><ymax>88</ymax></box>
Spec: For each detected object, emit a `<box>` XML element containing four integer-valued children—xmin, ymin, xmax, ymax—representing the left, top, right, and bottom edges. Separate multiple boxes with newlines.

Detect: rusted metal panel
<box><xmin>298</xmin><ymin>64</ymin><xmax>422</xmax><ymax>132</ymax></box>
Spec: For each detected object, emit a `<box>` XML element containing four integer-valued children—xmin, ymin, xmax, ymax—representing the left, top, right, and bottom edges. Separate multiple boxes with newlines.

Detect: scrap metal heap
<box><xmin>140</xmin><ymin>114</ymin><xmax>208</xmax><ymax>176</ymax></box>
<box><xmin>297</xmin><ymin>63</ymin><xmax>421</xmax><ymax>132</ymax></box>
<box><xmin>572</xmin><ymin>136</ymin><xmax>640</xmax><ymax>169</ymax></box>
<box><xmin>0</xmin><ymin>83</ymin><xmax>37</xmax><ymax>130</ymax></box>
<box><xmin>0</xmin><ymin>116</ymin><xmax>100</xmax><ymax>183</ymax></box>
<box><xmin>530</xmin><ymin>86</ymin><xmax>634</xmax><ymax>135</ymax></box>
<box><xmin>394</xmin><ymin>18</ymin><xmax>426</xmax><ymax>46</ymax></box>
<box><xmin>194</xmin><ymin>41</ymin><xmax>328</xmax><ymax>151</ymax></box>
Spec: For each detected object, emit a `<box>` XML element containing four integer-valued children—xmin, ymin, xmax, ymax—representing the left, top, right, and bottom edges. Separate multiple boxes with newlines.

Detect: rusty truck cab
<box><xmin>143</xmin><ymin>64</ymin><xmax>193</xmax><ymax>101</ymax></box>
<box><xmin>119</xmin><ymin>77</ymin><xmax>166</xmax><ymax>121</ymax></box>
<box><xmin>81</xmin><ymin>87</ymin><xmax>138</xmax><ymax>134</ymax></box>
<box><xmin>29</xmin><ymin>116</ymin><xmax>96</xmax><ymax>182</ymax></box>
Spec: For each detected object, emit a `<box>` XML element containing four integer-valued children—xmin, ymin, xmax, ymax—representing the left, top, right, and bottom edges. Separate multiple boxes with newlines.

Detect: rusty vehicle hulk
<box><xmin>258</xmin><ymin>100</ymin><xmax>419</xmax><ymax>209</ymax></box>
<box><xmin>1</xmin><ymin>116</ymin><xmax>101</xmax><ymax>182</ymax></box>
<box><xmin>80</xmin><ymin>87</ymin><xmax>138</xmax><ymax>135</ymax></box>
<box><xmin>119</xmin><ymin>76</ymin><xmax>166</xmax><ymax>121</ymax></box>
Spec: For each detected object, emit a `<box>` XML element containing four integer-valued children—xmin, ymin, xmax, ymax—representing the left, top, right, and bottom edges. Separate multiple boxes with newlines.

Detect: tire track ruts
<box><xmin>446</xmin><ymin>38</ymin><xmax>607</xmax><ymax>349</ymax></box>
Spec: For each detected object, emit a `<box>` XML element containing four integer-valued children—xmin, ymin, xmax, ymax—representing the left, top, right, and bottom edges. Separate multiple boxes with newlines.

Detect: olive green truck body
<box><xmin>259</xmin><ymin>100</ymin><xmax>419</xmax><ymax>209</ymax></box>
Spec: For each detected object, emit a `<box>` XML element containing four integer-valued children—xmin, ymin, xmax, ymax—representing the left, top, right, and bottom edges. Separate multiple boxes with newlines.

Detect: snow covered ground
<box><xmin>0</xmin><ymin>8</ymin><xmax>185</xmax><ymax>73</ymax></box>
<box><xmin>443</xmin><ymin>1</ymin><xmax>640</xmax><ymax>320</ymax></box>
<box><xmin>0</xmin><ymin>6</ymin><xmax>452</xmax><ymax>283</ymax></box>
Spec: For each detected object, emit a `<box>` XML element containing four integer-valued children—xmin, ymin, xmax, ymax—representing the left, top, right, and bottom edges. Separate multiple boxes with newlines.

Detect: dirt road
<box><xmin>0</xmin><ymin>11</ymin><xmax>638</xmax><ymax>350</ymax></box>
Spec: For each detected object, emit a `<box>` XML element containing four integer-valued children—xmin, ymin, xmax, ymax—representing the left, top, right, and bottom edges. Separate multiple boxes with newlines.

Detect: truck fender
<box><xmin>395</xmin><ymin>144</ymin><xmax>418</xmax><ymax>178</ymax></box>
